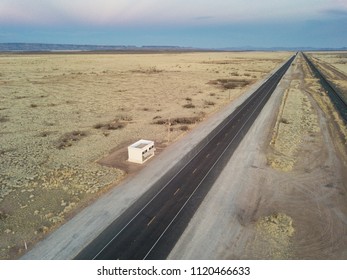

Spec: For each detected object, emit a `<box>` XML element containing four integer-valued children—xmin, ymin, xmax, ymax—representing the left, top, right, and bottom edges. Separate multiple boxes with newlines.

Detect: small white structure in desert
<box><xmin>128</xmin><ymin>139</ymin><xmax>155</xmax><ymax>164</ymax></box>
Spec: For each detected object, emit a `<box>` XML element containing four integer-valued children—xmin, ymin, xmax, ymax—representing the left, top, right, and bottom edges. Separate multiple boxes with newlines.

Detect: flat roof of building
<box><xmin>129</xmin><ymin>139</ymin><xmax>154</xmax><ymax>149</ymax></box>
<box><xmin>134</xmin><ymin>143</ymin><xmax>148</xmax><ymax>149</ymax></box>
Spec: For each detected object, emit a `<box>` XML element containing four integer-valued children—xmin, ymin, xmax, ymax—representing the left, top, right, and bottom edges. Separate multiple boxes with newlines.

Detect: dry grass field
<box><xmin>0</xmin><ymin>51</ymin><xmax>290</xmax><ymax>259</ymax></box>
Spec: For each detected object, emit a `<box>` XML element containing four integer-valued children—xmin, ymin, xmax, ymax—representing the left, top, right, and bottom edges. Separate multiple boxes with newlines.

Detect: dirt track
<box><xmin>169</xmin><ymin>53</ymin><xmax>347</xmax><ymax>259</ymax></box>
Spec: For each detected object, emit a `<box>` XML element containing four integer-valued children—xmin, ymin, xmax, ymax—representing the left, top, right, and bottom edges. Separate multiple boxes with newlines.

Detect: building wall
<box><xmin>128</xmin><ymin>148</ymin><xmax>144</xmax><ymax>163</ymax></box>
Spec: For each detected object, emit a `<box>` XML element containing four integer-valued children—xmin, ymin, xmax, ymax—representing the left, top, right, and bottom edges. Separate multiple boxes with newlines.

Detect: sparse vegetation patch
<box><xmin>115</xmin><ymin>114</ymin><xmax>133</xmax><ymax>122</ymax></box>
<box><xmin>56</xmin><ymin>130</ymin><xmax>88</xmax><ymax>149</ymax></box>
<box><xmin>268</xmin><ymin>83</ymin><xmax>320</xmax><ymax>171</ymax></box>
<box><xmin>0</xmin><ymin>115</ymin><xmax>9</xmax><ymax>123</ymax></box>
<box><xmin>153</xmin><ymin>116</ymin><xmax>201</xmax><ymax>125</ymax></box>
<box><xmin>182</xmin><ymin>103</ymin><xmax>195</xmax><ymax>109</ymax></box>
<box><xmin>93</xmin><ymin>116</ymin><xmax>130</xmax><ymax>131</ymax></box>
<box><xmin>37</xmin><ymin>131</ymin><xmax>54</xmax><ymax>138</ymax></box>
<box><xmin>131</xmin><ymin>66</ymin><xmax>164</xmax><ymax>74</ymax></box>
<box><xmin>208</xmin><ymin>78</ymin><xmax>253</xmax><ymax>90</ymax></box>
<box><xmin>93</xmin><ymin>120</ymin><xmax>125</xmax><ymax>130</ymax></box>
<box><xmin>204</xmin><ymin>100</ymin><xmax>215</xmax><ymax>106</ymax></box>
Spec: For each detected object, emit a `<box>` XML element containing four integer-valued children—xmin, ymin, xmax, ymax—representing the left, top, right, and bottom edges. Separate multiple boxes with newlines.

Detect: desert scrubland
<box><xmin>0</xmin><ymin>51</ymin><xmax>290</xmax><ymax>259</ymax></box>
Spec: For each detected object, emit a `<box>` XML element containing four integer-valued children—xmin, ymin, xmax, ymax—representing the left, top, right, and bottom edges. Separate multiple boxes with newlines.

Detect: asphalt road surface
<box><xmin>75</xmin><ymin>54</ymin><xmax>296</xmax><ymax>260</ymax></box>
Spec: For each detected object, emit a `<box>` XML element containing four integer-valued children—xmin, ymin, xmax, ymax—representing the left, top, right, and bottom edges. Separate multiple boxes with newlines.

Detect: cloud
<box><xmin>321</xmin><ymin>8</ymin><xmax>347</xmax><ymax>17</ymax></box>
<box><xmin>0</xmin><ymin>0</ymin><xmax>345</xmax><ymax>27</ymax></box>
<box><xmin>194</xmin><ymin>16</ymin><xmax>215</xmax><ymax>21</ymax></box>
<box><xmin>330</xmin><ymin>0</ymin><xmax>347</xmax><ymax>9</ymax></box>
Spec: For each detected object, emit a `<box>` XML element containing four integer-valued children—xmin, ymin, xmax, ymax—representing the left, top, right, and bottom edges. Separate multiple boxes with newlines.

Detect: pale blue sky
<box><xmin>0</xmin><ymin>0</ymin><xmax>346</xmax><ymax>48</ymax></box>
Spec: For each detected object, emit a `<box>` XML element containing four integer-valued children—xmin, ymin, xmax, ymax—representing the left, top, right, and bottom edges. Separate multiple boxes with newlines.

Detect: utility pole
<box><xmin>167</xmin><ymin>118</ymin><xmax>171</xmax><ymax>143</ymax></box>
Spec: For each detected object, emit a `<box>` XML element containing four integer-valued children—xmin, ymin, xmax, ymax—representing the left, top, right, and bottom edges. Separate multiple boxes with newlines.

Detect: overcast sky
<box><xmin>1</xmin><ymin>0</ymin><xmax>346</xmax><ymax>48</ymax></box>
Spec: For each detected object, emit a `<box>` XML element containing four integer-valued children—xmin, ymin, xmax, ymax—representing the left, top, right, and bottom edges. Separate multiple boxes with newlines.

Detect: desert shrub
<box><xmin>172</xmin><ymin>117</ymin><xmax>200</xmax><ymax>125</ymax></box>
<box><xmin>38</xmin><ymin>131</ymin><xmax>52</xmax><ymax>137</ymax></box>
<box><xmin>204</xmin><ymin>100</ymin><xmax>215</xmax><ymax>106</ymax></box>
<box><xmin>15</xmin><ymin>95</ymin><xmax>28</xmax><ymax>99</ymax></box>
<box><xmin>183</xmin><ymin>103</ymin><xmax>195</xmax><ymax>108</ymax></box>
<box><xmin>153</xmin><ymin>119</ymin><xmax>167</xmax><ymax>125</ymax></box>
<box><xmin>93</xmin><ymin>123</ymin><xmax>105</xmax><ymax>129</ymax></box>
<box><xmin>30</xmin><ymin>104</ymin><xmax>38</xmax><ymax>108</ymax></box>
<box><xmin>185</xmin><ymin>97</ymin><xmax>192</xmax><ymax>101</ymax></box>
<box><xmin>132</xmin><ymin>67</ymin><xmax>163</xmax><ymax>74</ymax></box>
<box><xmin>208</xmin><ymin>78</ymin><xmax>252</xmax><ymax>90</ymax></box>
<box><xmin>147</xmin><ymin>67</ymin><xmax>163</xmax><ymax>74</ymax></box>
<box><xmin>115</xmin><ymin>114</ymin><xmax>133</xmax><ymax>121</ymax></box>
<box><xmin>56</xmin><ymin>130</ymin><xmax>88</xmax><ymax>149</ymax></box>
<box><xmin>179</xmin><ymin>125</ymin><xmax>189</xmax><ymax>131</ymax></box>
<box><xmin>0</xmin><ymin>115</ymin><xmax>9</xmax><ymax>123</ymax></box>
<box><xmin>93</xmin><ymin>119</ymin><xmax>125</xmax><ymax>130</ymax></box>
<box><xmin>280</xmin><ymin>118</ymin><xmax>290</xmax><ymax>124</ymax></box>
<box><xmin>0</xmin><ymin>210</ymin><xmax>9</xmax><ymax>221</ymax></box>
<box><xmin>106</xmin><ymin>120</ymin><xmax>124</xmax><ymax>130</ymax></box>
<box><xmin>208</xmin><ymin>80</ymin><xmax>219</xmax><ymax>85</ymax></box>
<box><xmin>223</xmin><ymin>83</ymin><xmax>238</xmax><ymax>89</ymax></box>
<box><xmin>153</xmin><ymin>116</ymin><xmax>200</xmax><ymax>125</ymax></box>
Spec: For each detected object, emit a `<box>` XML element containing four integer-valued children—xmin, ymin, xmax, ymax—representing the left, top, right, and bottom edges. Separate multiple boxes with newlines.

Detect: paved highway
<box><xmin>75</xmin><ymin>54</ymin><xmax>295</xmax><ymax>260</ymax></box>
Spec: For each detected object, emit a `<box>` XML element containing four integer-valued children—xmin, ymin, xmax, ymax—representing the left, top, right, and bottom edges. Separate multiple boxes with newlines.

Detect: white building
<box><xmin>128</xmin><ymin>139</ymin><xmax>155</xmax><ymax>164</ymax></box>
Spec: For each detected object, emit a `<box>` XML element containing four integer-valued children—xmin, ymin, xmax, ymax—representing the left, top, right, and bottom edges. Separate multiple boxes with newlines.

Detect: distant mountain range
<box><xmin>0</xmin><ymin>43</ymin><xmax>197</xmax><ymax>52</ymax></box>
<box><xmin>0</xmin><ymin>43</ymin><xmax>346</xmax><ymax>52</ymax></box>
<box><xmin>220</xmin><ymin>46</ymin><xmax>347</xmax><ymax>51</ymax></box>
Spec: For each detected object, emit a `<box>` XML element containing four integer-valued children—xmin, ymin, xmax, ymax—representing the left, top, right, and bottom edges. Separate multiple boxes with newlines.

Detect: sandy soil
<box><xmin>0</xmin><ymin>51</ymin><xmax>290</xmax><ymax>259</ymax></box>
<box><xmin>168</xmin><ymin>53</ymin><xmax>347</xmax><ymax>259</ymax></box>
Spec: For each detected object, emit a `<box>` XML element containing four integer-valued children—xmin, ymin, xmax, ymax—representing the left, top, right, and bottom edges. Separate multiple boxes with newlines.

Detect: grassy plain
<box><xmin>0</xmin><ymin>51</ymin><xmax>290</xmax><ymax>259</ymax></box>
